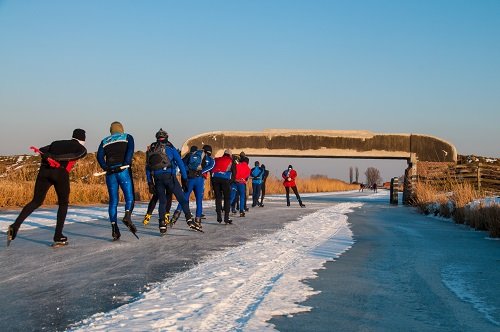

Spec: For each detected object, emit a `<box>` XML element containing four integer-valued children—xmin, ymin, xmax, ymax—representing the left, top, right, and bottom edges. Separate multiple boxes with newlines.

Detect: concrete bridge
<box><xmin>181</xmin><ymin>129</ymin><xmax>457</xmax><ymax>204</ymax></box>
<box><xmin>181</xmin><ymin>129</ymin><xmax>457</xmax><ymax>163</ymax></box>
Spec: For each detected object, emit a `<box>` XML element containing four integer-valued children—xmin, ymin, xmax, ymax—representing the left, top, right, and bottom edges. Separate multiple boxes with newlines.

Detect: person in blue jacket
<box><xmin>250</xmin><ymin>160</ymin><xmax>264</xmax><ymax>207</ymax></box>
<box><xmin>145</xmin><ymin>129</ymin><xmax>198</xmax><ymax>234</ymax></box>
<box><xmin>171</xmin><ymin>144</ymin><xmax>215</xmax><ymax>229</ymax></box>
<box><xmin>97</xmin><ymin>121</ymin><xmax>138</xmax><ymax>241</ymax></box>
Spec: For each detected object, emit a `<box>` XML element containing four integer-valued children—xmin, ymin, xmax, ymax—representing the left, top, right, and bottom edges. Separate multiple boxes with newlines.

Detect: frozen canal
<box><xmin>1</xmin><ymin>191</ymin><xmax>499</xmax><ymax>331</ymax></box>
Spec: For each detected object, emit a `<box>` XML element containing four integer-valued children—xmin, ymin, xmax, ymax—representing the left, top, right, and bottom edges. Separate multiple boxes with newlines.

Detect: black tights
<box><xmin>14</xmin><ymin>167</ymin><xmax>70</xmax><ymax>240</ymax></box>
<box><xmin>285</xmin><ymin>186</ymin><xmax>302</xmax><ymax>206</ymax></box>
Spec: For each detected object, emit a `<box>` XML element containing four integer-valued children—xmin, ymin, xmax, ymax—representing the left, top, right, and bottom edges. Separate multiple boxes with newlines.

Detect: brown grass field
<box><xmin>0</xmin><ymin>153</ymin><xmax>358</xmax><ymax>208</ymax></box>
<box><xmin>412</xmin><ymin>181</ymin><xmax>500</xmax><ymax>237</ymax></box>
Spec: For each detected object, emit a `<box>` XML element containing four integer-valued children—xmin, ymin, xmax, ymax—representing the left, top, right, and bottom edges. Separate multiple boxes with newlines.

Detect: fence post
<box><xmin>390</xmin><ymin>177</ymin><xmax>399</xmax><ymax>205</ymax></box>
<box><xmin>477</xmin><ymin>163</ymin><xmax>481</xmax><ymax>192</ymax></box>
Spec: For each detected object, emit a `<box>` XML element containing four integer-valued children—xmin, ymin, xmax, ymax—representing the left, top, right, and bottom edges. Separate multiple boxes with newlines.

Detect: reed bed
<box><xmin>0</xmin><ymin>153</ymin><xmax>358</xmax><ymax>208</ymax></box>
<box><xmin>412</xmin><ymin>181</ymin><xmax>500</xmax><ymax>237</ymax></box>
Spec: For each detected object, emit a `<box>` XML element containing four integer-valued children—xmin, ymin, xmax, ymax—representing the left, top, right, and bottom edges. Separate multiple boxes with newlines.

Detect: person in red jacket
<box><xmin>282</xmin><ymin>165</ymin><xmax>305</xmax><ymax>208</ymax></box>
<box><xmin>211</xmin><ymin>149</ymin><xmax>235</xmax><ymax>224</ymax></box>
<box><xmin>230</xmin><ymin>156</ymin><xmax>251</xmax><ymax>217</ymax></box>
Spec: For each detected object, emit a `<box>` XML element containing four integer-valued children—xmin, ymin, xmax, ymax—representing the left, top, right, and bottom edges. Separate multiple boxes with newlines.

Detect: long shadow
<box><xmin>3</xmin><ymin>234</ymin><xmax>52</xmax><ymax>247</ymax></box>
<box><xmin>12</xmin><ymin>221</ymin><xmax>111</xmax><ymax>242</ymax></box>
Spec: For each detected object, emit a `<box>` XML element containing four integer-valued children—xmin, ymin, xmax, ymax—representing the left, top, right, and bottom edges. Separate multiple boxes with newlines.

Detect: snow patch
<box><xmin>71</xmin><ymin>202</ymin><xmax>362</xmax><ymax>331</ymax></box>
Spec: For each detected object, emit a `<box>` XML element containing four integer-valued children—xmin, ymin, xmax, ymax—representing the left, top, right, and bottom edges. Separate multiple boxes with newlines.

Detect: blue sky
<box><xmin>0</xmin><ymin>0</ymin><xmax>498</xmax><ymax>181</ymax></box>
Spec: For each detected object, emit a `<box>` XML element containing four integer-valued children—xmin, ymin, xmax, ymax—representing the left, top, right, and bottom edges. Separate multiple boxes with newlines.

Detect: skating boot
<box><xmin>122</xmin><ymin>210</ymin><xmax>139</xmax><ymax>239</ymax></box>
<box><xmin>159</xmin><ymin>220</ymin><xmax>167</xmax><ymax>236</ymax></box>
<box><xmin>187</xmin><ymin>217</ymin><xmax>203</xmax><ymax>232</ymax></box>
<box><xmin>7</xmin><ymin>224</ymin><xmax>18</xmax><ymax>247</ymax></box>
<box><xmin>143</xmin><ymin>213</ymin><xmax>152</xmax><ymax>225</ymax></box>
<box><xmin>165</xmin><ymin>213</ymin><xmax>171</xmax><ymax>227</ymax></box>
<box><xmin>299</xmin><ymin>201</ymin><xmax>306</xmax><ymax>208</ymax></box>
<box><xmin>194</xmin><ymin>217</ymin><xmax>202</xmax><ymax>229</ymax></box>
<box><xmin>171</xmin><ymin>210</ymin><xmax>181</xmax><ymax>226</ymax></box>
<box><xmin>224</xmin><ymin>218</ymin><xmax>233</xmax><ymax>225</ymax></box>
<box><xmin>52</xmin><ymin>235</ymin><xmax>68</xmax><ymax>247</ymax></box>
<box><xmin>240</xmin><ymin>211</ymin><xmax>245</xmax><ymax>217</ymax></box>
<box><xmin>111</xmin><ymin>222</ymin><xmax>121</xmax><ymax>241</ymax></box>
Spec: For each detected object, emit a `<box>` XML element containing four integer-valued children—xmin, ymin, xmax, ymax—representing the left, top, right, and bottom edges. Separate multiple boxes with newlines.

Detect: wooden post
<box><xmin>477</xmin><ymin>163</ymin><xmax>481</xmax><ymax>192</ymax></box>
<box><xmin>390</xmin><ymin>177</ymin><xmax>399</xmax><ymax>205</ymax></box>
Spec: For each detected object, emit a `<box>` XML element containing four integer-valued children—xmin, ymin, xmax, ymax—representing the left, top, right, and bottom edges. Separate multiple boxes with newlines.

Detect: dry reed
<box><xmin>0</xmin><ymin>154</ymin><xmax>358</xmax><ymax>208</ymax></box>
<box><xmin>412</xmin><ymin>180</ymin><xmax>500</xmax><ymax>237</ymax></box>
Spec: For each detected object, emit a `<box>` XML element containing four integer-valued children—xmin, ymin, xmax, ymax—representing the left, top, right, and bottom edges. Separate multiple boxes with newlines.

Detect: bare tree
<box><xmin>365</xmin><ymin>167</ymin><xmax>382</xmax><ymax>186</ymax></box>
<box><xmin>349</xmin><ymin>166</ymin><xmax>353</xmax><ymax>184</ymax></box>
<box><xmin>355</xmin><ymin>167</ymin><xmax>359</xmax><ymax>183</ymax></box>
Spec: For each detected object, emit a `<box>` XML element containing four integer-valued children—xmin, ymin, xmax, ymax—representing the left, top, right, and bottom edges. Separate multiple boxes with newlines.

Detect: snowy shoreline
<box><xmin>70</xmin><ymin>202</ymin><xmax>362</xmax><ymax>331</ymax></box>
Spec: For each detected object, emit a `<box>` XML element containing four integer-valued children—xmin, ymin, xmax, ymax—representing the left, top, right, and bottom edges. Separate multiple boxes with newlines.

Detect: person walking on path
<box><xmin>8</xmin><ymin>129</ymin><xmax>87</xmax><ymax>247</ymax></box>
<box><xmin>250</xmin><ymin>161</ymin><xmax>264</xmax><ymax>207</ymax></box>
<box><xmin>145</xmin><ymin>129</ymin><xmax>198</xmax><ymax>234</ymax></box>
<box><xmin>282</xmin><ymin>165</ymin><xmax>305</xmax><ymax>208</ymax></box>
<box><xmin>97</xmin><ymin>121</ymin><xmax>138</xmax><ymax>240</ymax></box>
<box><xmin>258</xmin><ymin>164</ymin><xmax>269</xmax><ymax>207</ymax></box>
<box><xmin>172</xmin><ymin>144</ymin><xmax>215</xmax><ymax>229</ymax></box>
<box><xmin>211</xmin><ymin>149</ymin><xmax>235</xmax><ymax>224</ymax></box>
<box><xmin>230</xmin><ymin>156</ymin><xmax>251</xmax><ymax>217</ymax></box>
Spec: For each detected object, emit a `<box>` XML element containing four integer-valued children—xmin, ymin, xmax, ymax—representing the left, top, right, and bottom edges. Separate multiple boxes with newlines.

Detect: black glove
<box><xmin>148</xmin><ymin>182</ymin><xmax>156</xmax><ymax>194</ymax></box>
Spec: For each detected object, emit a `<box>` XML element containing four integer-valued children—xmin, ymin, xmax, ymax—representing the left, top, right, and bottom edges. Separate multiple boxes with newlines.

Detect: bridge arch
<box><xmin>181</xmin><ymin>129</ymin><xmax>457</xmax><ymax>163</ymax></box>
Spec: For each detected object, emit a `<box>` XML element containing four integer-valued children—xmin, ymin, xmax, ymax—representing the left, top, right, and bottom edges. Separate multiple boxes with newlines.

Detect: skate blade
<box><xmin>51</xmin><ymin>241</ymin><xmax>68</xmax><ymax>248</ymax></box>
<box><xmin>188</xmin><ymin>224</ymin><xmax>204</xmax><ymax>233</ymax></box>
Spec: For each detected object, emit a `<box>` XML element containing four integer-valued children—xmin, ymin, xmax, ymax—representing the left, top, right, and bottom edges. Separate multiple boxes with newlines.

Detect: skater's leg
<box><xmin>155</xmin><ymin>175</ymin><xmax>168</xmax><ymax>221</ymax></box>
<box><xmin>106</xmin><ymin>174</ymin><xmax>120</xmax><ymax>222</ymax></box>
<box><xmin>13</xmin><ymin>171</ymin><xmax>52</xmax><ymax>229</ymax></box>
<box><xmin>285</xmin><ymin>187</ymin><xmax>291</xmax><ymax>206</ymax></box>
<box><xmin>170</xmin><ymin>177</ymin><xmax>192</xmax><ymax>219</ymax></box>
<box><xmin>117</xmin><ymin>170</ymin><xmax>134</xmax><ymax>212</ymax></box>
<box><xmin>193</xmin><ymin>177</ymin><xmax>204</xmax><ymax>217</ymax></box>
<box><xmin>260</xmin><ymin>182</ymin><xmax>266</xmax><ymax>205</ymax></box>
<box><xmin>146</xmin><ymin>193</ymin><xmax>158</xmax><ymax>215</ymax></box>
<box><xmin>212</xmin><ymin>179</ymin><xmax>223</xmax><ymax>221</ymax></box>
<box><xmin>53</xmin><ymin>170</ymin><xmax>70</xmax><ymax>240</ymax></box>
<box><xmin>222</xmin><ymin>180</ymin><xmax>231</xmax><ymax>221</ymax></box>
<box><xmin>292</xmin><ymin>186</ymin><xmax>304</xmax><ymax>206</ymax></box>
<box><xmin>238</xmin><ymin>183</ymin><xmax>246</xmax><ymax>213</ymax></box>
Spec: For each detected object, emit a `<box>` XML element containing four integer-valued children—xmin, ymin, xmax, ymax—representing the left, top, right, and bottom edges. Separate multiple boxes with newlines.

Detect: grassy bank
<box><xmin>0</xmin><ymin>153</ymin><xmax>358</xmax><ymax>208</ymax></box>
<box><xmin>411</xmin><ymin>182</ymin><xmax>500</xmax><ymax>237</ymax></box>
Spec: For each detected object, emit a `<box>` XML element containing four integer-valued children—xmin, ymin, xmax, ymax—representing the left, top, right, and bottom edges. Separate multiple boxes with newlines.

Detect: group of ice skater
<box><xmin>7</xmin><ymin>122</ymin><xmax>306</xmax><ymax>246</ymax></box>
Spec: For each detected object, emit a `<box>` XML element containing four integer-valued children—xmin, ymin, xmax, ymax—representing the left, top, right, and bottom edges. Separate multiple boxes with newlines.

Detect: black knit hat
<box><xmin>202</xmin><ymin>144</ymin><xmax>213</xmax><ymax>155</ymax></box>
<box><xmin>72</xmin><ymin>128</ymin><xmax>86</xmax><ymax>142</ymax></box>
<box><xmin>288</xmin><ymin>165</ymin><xmax>293</xmax><ymax>169</ymax></box>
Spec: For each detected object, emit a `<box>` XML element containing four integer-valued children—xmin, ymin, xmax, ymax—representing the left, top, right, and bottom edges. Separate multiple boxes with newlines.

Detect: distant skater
<box><xmin>211</xmin><ymin>149</ymin><xmax>235</xmax><ymax>224</ymax></box>
<box><xmin>8</xmin><ymin>129</ymin><xmax>87</xmax><ymax>247</ymax></box>
<box><xmin>282</xmin><ymin>165</ymin><xmax>305</xmax><ymax>208</ymax></box>
<box><xmin>372</xmin><ymin>183</ymin><xmax>377</xmax><ymax>193</ymax></box>
<box><xmin>230</xmin><ymin>155</ymin><xmax>251</xmax><ymax>217</ymax></box>
<box><xmin>258</xmin><ymin>164</ymin><xmax>269</xmax><ymax>207</ymax></box>
<box><xmin>359</xmin><ymin>183</ymin><xmax>365</xmax><ymax>192</ymax></box>
<box><xmin>97</xmin><ymin>121</ymin><xmax>138</xmax><ymax>241</ymax></box>
<box><xmin>250</xmin><ymin>161</ymin><xmax>264</xmax><ymax>207</ymax></box>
